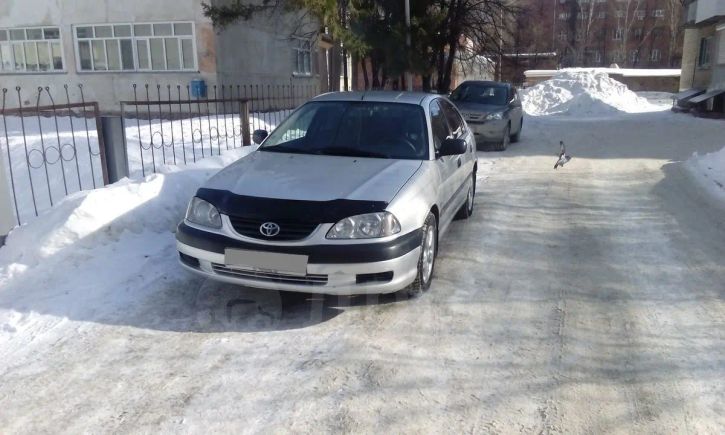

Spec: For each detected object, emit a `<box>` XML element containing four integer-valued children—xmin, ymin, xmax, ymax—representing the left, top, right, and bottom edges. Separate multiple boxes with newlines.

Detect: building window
<box><xmin>615</xmin><ymin>10</ymin><xmax>624</xmax><ymax>18</ymax></box>
<box><xmin>593</xmin><ymin>50</ymin><xmax>602</xmax><ymax>63</ymax></box>
<box><xmin>613</xmin><ymin>28</ymin><xmax>624</xmax><ymax>40</ymax></box>
<box><xmin>558</xmin><ymin>31</ymin><xmax>567</xmax><ymax>42</ymax></box>
<box><xmin>597</xmin><ymin>11</ymin><xmax>607</xmax><ymax>19</ymax></box>
<box><xmin>630</xmin><ymin>50</ymin><xmax>639</xmax><ymax>63</ymax></box>
<box><xmin>650</xmin><ymin>49</ymin><xmax>660</xmax><ymax>61</ymax></box>
<box><xmin>698</xmin><ymin>36</ymin><xmax>711</xmax><ymax>67</ymax></box>
<box><xmin>73</xmin><ymin>22</ymin><xmax>196</xmax><ymax>72</ymax></box>
<box><xmin>559</xmin><ymin>12</ymin><xmax>570</xmax><ymax>20</ymax></box>
<box><xmin>636</xmin><ymin>10</ymin><xmax>645</xmax><ymax>20</ymax></box>
<box><xmin>292</xmin><ymin>38</ymin><xmax>313</xmax><ymax>76</ymax></box>
<box><xmin>652</xmin><ymin>9</ymin><xmax>664</xmax><ymax>18</ymax></box>
<box><xmin>634</xmin><ymin>28</ymin><xmax>643</xmax><ymax>40</ymax></box>
<box><xmin>0</xmin><ymin>27</ymin><xmax>64</xmax><ymax>73</ymax></box>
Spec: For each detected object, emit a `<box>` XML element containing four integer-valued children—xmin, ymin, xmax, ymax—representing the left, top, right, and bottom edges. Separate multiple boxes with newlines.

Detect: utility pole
<box><xmin>405</xmin><ymin>0</ymin><xmax>413</xmax><ymax>91</ymax></box>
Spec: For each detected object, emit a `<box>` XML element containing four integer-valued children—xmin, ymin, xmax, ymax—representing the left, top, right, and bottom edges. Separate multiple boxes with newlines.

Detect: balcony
<box><xmin>687</xmin><ymin>0</ymin><xmax>725</xmax><ymax>25</ymax></box>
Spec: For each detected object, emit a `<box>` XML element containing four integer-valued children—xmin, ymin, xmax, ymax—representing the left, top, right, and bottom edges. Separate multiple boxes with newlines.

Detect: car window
<box><xmin>439</xmin><ymin>99</ymin><xmax>464</xmax><ymax>137</ymax></box>
<box><xmin>429</xmin><ymin>100</ymin><xmax>451</xmax><ymax>151</ymax></box>
<box><xmin>450</xmin><ymin>83</ymin><xmax>508</xmax><ymax>106</ymax></box>
<box><xmin>261</xmin><ymin>101</ymin><xmax>429</xmax><ymax>160</ymax></box>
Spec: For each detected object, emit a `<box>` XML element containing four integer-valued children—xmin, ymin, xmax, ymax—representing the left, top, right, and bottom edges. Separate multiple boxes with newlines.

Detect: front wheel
<box><xmin>406</xmin><ymin>212</ymin><xmax>438</xmax><ymax>298</ymax></box>
<box><xmin>510</xmin><ymin>118</ymin><xmax>522</xmax><ymax>143</ymax></box>
<box><xmin>496</xmin><ymin>124</ymin><xmax>510</xmax><ymax>151</ymax></box>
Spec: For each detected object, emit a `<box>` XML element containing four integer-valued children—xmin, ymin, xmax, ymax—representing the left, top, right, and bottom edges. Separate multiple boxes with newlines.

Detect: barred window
<box><xmin>292</xmin><ymin>38</ymin><xmax>313</xmax><ymax>76</ymax></box>
<box><xmin>0</xmin><ymin>27</ymin><xmax>64</xmax><ymax>73</ymax></box>
<box><xmin>74</xmin><ymin>22</ymin><xmax>196</xmax><ymax>72</ymax></box>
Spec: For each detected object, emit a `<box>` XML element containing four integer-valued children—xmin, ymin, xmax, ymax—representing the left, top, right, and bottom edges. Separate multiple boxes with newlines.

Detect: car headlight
<box><xmin>485</xmin><ymin>111</ymin><xmax>504</xmax><ymax>120</ymax></box>
<box><xmin>185</xmin><ymin>197</ymin><xmax>222</xmax><ymax>229</ymax></box>
<box><xmin>326</xmin><ymin>212</ymin><xmax>401</xmax><ymax>239</ymax></box>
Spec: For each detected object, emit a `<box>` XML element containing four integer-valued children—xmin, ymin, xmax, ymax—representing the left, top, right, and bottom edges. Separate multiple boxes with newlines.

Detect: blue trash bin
<box><xmin>190</xmin><ymin>79</ymin><xmax>207</xmax><ymax>99</ymax></box>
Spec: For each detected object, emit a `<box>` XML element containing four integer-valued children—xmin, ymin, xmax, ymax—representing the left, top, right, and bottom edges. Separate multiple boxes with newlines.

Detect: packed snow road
<box><xmin>1</xmin><ymin>110</ymin><xmax>724</xmax><ymax>433</ymax></box>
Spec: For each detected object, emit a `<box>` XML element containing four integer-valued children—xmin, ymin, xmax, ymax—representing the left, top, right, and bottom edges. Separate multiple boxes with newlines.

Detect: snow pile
<box><xmin>687</xmin><ymin>146</ymin><xmax>725</xmax><ymax>203</ymax></box>
<box><xmin>521</xmin><ymin>70</ymin><xmax>658</xmax><ymax>116</ymax></box>
<box><xmin>0</xmin><ymin>147</ymin><xmax>254</xmax><ymax>332</ymax></box>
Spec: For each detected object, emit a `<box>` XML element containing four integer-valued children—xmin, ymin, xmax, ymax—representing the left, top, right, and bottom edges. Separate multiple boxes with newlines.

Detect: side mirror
<box><xmin>439</xmin><ymin>138</ymin><xmax>467</xmax><ymax>157</ymax></box>
<box><xmin>252</xmin><ymin>129</ymin><xmax>268</xmax><ymax>145</ymax></box>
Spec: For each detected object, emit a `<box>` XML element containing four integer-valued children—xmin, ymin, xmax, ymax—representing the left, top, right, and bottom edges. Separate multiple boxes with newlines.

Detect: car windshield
<box><xmin>260</xmin><ymin>101</ymin><xmax>429</xmax><ymax>160</ymax></box>
<box><xmin>450</xmin><ymin>83</ymin><xmax>508</xmax><ymax>106</ymax></box>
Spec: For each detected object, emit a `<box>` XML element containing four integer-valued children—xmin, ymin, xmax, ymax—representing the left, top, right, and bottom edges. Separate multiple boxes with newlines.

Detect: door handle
<box><xmin>457</xmin><ymin>158</ymin><xmax>462</xmax><ymax>168</ymax></box>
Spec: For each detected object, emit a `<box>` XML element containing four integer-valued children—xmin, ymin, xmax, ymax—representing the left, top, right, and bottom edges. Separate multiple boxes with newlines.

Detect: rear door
<box><xmin>430</xmin><ymin>99</ymin><xmax>459</xmax><ymax>226</ymax></box>
<box><xmin>509</xmin><ymin>88</ymin><xmax>523</xmax><ymax>134</ymax></box>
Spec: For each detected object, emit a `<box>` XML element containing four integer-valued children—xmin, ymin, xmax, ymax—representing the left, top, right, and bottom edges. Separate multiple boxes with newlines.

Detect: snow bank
<box><xmin>521</xmin><ymin>70</ymin><xmax>659</xmax><ymax>116</ymax></box>
<box><xmin>0</xmin><ymin>146</ymin><xmax>253</xmax><ymax>292</ymax></box>
<box><xmin>687</xmin><ymin>146</ymin><xmax>725</xmax><ymax>203</ymax></box>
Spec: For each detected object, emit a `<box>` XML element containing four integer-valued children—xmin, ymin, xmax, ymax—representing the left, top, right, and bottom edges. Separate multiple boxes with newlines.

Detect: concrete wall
<box><xmin>711</xmin><ymin>26</ymin><xmax>725</xmax><ymax>89</ymax></box>
<box><xmin>214</xmin><ymin>6</ymin><xmax>319</xmax><ymax>84</ymax></box>
<box><xmin>0</xmin><ymin>0</ymin><xmax>216</xmax><ymax>110</ymax></box>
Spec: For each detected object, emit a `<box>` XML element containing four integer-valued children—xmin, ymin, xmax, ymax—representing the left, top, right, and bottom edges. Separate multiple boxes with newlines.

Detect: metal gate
<box><xmin>0</xmin><ymin>85</ymin><xmax>108</xmax><ymax>225</ymax></box>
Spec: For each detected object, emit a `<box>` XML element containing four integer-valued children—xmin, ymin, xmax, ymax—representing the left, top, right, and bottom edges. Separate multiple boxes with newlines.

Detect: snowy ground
<box><xmin>1</xmin><ymin>78</ymin><xmax>724</xmax><ymax>432</ymax></box>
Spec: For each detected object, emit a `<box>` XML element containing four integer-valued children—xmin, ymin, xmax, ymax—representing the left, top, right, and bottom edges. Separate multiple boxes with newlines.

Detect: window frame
<box><xmin>72</xmin><ymin>21</ymin><xmax>197</xmax><ymax>73</ymax></box>
<box><xmin>0</xmin><ymin>26</ymin><xmax>66</xmax><ymax>74</ymax></box>
<box><xmin>292</xmin><ymin>36</ymin><xmax>315</xmax><ymax>77</ymax></box>
<box><xmin>698</xmin><ymin>36</ymin><xmax>711</xmax><ymax>68</ymax></box>
<box><xmin>429</xmin><ymin>99</ymin><xmax>452</xmax><ymax>152</ymax></box>
<box><xmin>439</xmin><ymin>99</ymin><xmax>465</xmax><ymax>138</ymax></box>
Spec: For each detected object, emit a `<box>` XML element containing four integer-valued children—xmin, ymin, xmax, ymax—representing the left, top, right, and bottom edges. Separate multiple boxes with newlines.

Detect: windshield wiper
<box><xmin>316</xmin><ymin>147</ymin><xmax>389</xmax><ymax>158</ymax></box>
<box><xmin>260</xmin><ymin>145</ymin><xmax>313</xmax><ymax>155</ymax></box>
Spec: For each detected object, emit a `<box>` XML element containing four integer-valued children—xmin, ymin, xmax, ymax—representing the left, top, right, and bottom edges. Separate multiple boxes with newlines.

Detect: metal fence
<box><xmin>120</xmin><ymin>83</ymin><xmax>320</xmax><ymax>176</ymax></box>
<box><xmin>0</xmin><ymin>85</ymin><xmax>107</xmax><ymax>224</ymax></box>
<box><xmin>0</xmin><ymin>82</ymin><xmax>322</xmax><ymax>227</ymax></box>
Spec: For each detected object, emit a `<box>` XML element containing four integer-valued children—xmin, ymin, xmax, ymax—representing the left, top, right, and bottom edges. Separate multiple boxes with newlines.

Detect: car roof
<box><xmin>311</xmin><ymin>91</ymin><xmax>439</xmax><ymax>106</ymax></box>
<box><xmin>456</xmin><ymin>80</ymin><xmax>511</xmax><ymax>88</ymax></box>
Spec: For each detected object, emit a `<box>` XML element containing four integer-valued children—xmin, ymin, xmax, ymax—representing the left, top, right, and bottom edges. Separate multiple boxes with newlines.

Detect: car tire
<box><xmin>406</xmin><ymin>212</ymin><xmax>437</xmax><ymax>298</ymax></box>
<box><xmin>496</xmin><ymin>124</ymin><xmax>510</xmax><ymax>151</ymax></box>
<box><xmin>455</xmin><ymin>172</ymin><xmax>476</xmax><ymax>220</ymax></box>
<box><xmin>510</xmin><ymin>119</ymin><xmax>522</xmax><ymax>143</ymax></box>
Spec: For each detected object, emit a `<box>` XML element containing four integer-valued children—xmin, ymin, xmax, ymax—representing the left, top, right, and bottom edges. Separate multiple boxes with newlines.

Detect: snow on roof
<box><xmin>503</xmin><ymin>52</ymin><xmax>557</xmax><ymax>58</ymax></box>
<box><xmin>525</xmin><ymin>67</ymin><xmax>681</xmax><ymax>78</ymax></box>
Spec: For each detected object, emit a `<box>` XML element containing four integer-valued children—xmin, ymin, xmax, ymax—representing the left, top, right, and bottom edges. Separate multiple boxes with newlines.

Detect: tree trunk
<box><xmin>361</xmin><ymin>57</ymin><xmax>370</xmax><ymax>90</ymax></box>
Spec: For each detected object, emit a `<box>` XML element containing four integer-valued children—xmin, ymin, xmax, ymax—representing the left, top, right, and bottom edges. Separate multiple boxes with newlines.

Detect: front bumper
<box><xmin>468</xmin><ymin>119</ymin><xmax>508</xmax><ymax>142</ymax></box>
<box><xmin>176</xmin><ymin>222</ymin><xmax>422</xmax><ymax>295</ymax></box>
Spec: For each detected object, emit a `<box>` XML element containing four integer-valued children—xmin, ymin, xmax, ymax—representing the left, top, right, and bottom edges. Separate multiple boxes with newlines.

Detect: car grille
<box><xmin>212</xmin><ymin>264</ymin><xmax>328</xmax><ymax>286</ymax></box>
<box><xmin>463</xmin><ymin>112</ymin><xmax>484</xmax><ymax>122</ymax></box>
<box><xmin>228</xmin><ymin>216</ymin><xmax>319</xmax><ymax>241</ymax></box>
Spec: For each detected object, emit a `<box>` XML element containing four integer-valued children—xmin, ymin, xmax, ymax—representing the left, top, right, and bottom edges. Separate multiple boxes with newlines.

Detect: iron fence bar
<box><xmin>155</xmin><ymin>85</ymin><xmax>168</xmax><ymax>166</ymax></box>
<box><xmin>185</xmin><ymin>85</ymin><xmax>197</xmax><ymax>163</ymax></box>
<box><xmin>1</xmin><ymin>89</ymin><xmax>21</xmax><ymax>224</ymax></box>
<box><xmin>131</xmin><ymin>85</ymin><xmax>145</xmax><ymax>177</ymax></box>
<box><xmin>144</xmin><ymin>85</ymin><xmax>157</xmax><ymax>173</ymax></box>
<box><xmin>34</xmin><ymin>88</ymin><xmax>61</xmax><ymax>203</ymax></box>
<box><xmin>15</xmin><ymin>87</ymin><xmax>39</xmax><ymax>216</ymax></box>
<box><xmin>47</xmin><ymin>87</ymin><xmax>82</xmax><ymax>191</ymax></box>
<box><xmin>166</xmin><ymin>85</ymin><xmax>177</xmax><ymax>165</ymax></box>
<box><xmin>177</xmin><ymin>85</ymin><xmax>188</xmax><ymax>164</ymax></box>
<box><xmin>79</xmin><ymin>84</ymin><xmax>103</xmax><ymax>186</ymax></box>
<box><xmin>64</xmin><ymin>85</ymin><xmax>92</xmax><ymax>189</ymax></box>
<box><xmin>212</xmin><ymin>85</ymin><xmax>223</xmax><ymax>153</ymax></box>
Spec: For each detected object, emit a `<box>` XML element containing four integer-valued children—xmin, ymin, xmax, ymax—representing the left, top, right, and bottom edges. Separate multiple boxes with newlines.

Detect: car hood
<box><xmin>203</xmin><ymin>150</ymin><xmax>423</xmax><ymax>203</ymax></box>
<box><xmin>451</xmin><ymin>102</ymin><xmax>506</xmax><ymax>115</ymax></box>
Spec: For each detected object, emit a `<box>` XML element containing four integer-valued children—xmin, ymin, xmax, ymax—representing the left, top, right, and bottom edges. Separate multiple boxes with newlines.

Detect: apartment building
<box><xmin>0</xmin><ymin>0</ymin><xmax>330</xmax><ymax>109</ymax></box>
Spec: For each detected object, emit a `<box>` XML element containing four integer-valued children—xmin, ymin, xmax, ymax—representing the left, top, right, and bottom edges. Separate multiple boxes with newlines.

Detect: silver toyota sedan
<box><xmin>176</xmin><ymin>91</ymin><xmax>477</xmax><ymax>297</ymax></box>
<box><xmin>450</xmin><ymin>81</ymin><xmax>524</xmax><ymax>151</ymax></box>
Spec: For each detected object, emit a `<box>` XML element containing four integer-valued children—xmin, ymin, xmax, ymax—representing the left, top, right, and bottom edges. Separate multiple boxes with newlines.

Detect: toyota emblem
<box><xmin>259</xmin><ymin>222</ymin><xmax>281</xmax><ymax>237</ymax></box>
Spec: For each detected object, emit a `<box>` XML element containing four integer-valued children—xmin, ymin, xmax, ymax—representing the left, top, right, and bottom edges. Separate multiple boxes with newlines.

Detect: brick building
<box><xmin>505</xmin><ymin>0</ymin><xmax>684</xmax><ymax>82</ymax></box>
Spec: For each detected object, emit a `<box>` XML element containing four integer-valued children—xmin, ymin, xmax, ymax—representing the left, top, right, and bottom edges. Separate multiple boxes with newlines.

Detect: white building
<box><xmin>0</xmin><ymin>0</ymin><xmax>331</xmax><ymax>109</ymax></box>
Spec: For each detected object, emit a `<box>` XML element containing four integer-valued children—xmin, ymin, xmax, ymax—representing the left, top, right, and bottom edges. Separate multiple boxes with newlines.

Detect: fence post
<box><xmin>100</xmin><ymin>115</ymin><xmax>129</xmax><ymax>183</ymax></box>
<box><xmin>240</xmin><ymin>100</ymin><xmax>251</xmax><ymax>146</ymax></box>
<box><xmin>0</xmin><ymin>149</ymin><xmax>16</xmax><ymax>245</ymax></box>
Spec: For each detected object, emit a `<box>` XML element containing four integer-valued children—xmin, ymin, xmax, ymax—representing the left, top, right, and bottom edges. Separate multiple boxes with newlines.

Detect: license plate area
<box><xmin>224</xmin><ymin>249</ymin><xmax>308</xmax><ymax>275</ymax></box>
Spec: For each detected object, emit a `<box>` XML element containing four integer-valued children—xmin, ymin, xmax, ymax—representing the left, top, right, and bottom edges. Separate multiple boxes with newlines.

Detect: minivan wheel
<box><xmin>406</xmin><ymin>212</ymin><xmax>437</xmax><ymax>298</ymax></box>
<box><xmin>496</xmin><ymin>124</ymin><xmax>510</xmax><ymax>151</ymax></box>
<box><xmin>455</xmin><ymin>172</ymin><xmax>476</xmax><ymax>220</ymax></box>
